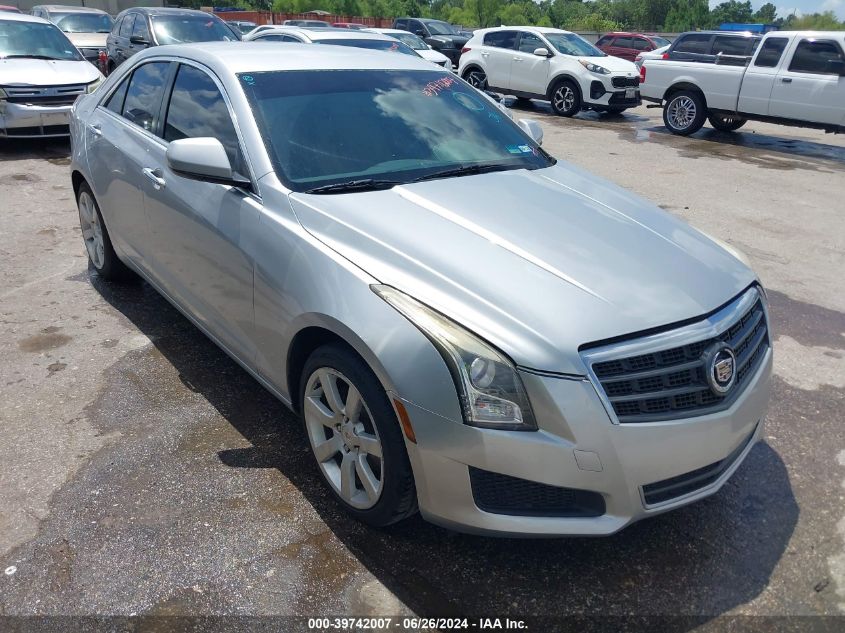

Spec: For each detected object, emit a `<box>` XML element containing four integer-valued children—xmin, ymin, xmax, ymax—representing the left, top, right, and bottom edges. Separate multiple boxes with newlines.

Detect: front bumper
<box><xmin>401</xmin><ymin>347</ymin><xmax>772</xmax><ymax>536</ymax></box>
<box><xmin>0</xmin><ymin>102</ymin><xmax>74</xmax><ymax>138</ymax></box>
<box><xmin>583</xmin><ymin>75</ymin><xmax>641</xmax><ymax>110</ymax></box>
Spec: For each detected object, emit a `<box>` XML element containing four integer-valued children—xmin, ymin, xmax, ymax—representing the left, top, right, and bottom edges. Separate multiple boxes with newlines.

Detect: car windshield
<box><xmin>392</xmin><ymin>32</ymin><xmax>427</xmax><ymax>50</ymax></box>
<box><xmin>239</xmin><ymin>69</ymin><xmax>553</xmax><ymax>192</ymax></box>
<box><xmin>230</xmin><ymin>21</ymin><xmax>257</xmax><ymax>34</ymax></box>
<box><xmin>0</xmin><ymin>19</ymin><xmax>83</xmax><ymax>60</ymax></box>
<box><xmin>651</xmin><ymin>36</ymin><xmax>671</xmax><ymax>47</ymax></box>
<box><xmin>151</xmin><ymin>15</ymin><xmax>239</xmax><ymax>44</ymax></box>
<box><xmin>314</xmin><ymin>38</ymin><xmax>419</xmax><ymax>57</ymax></box>
<box><xmin>52</xmin><ymin>12</ymin><xmax>113</xmax><ymax>33</ymax></box>
<box><xmin>426</xmin><ymin>21</ymin><xmax>458</xmax><ymax>35</ymax></box>
<box><xmin>545</xmin><ymin>32</ymin><xmax>606</xmax><ymax>57</ymax></box>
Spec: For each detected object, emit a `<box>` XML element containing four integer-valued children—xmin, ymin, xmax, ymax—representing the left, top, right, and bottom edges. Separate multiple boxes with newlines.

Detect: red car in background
<box><xmin>0</xmin><ymin>5</ymin><xmax>23</xmax><ymax>12</ymax></box>
<box><xmin>595</xmin><ymin>32</ymin><xmax>671</xmax><ymax>61</ymax></box>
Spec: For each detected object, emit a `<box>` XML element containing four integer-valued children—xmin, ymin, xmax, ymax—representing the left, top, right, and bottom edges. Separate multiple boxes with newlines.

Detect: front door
<box><xmin>510</xmin><ymin>31</ymin><xmax>551</xmax><ymax>96</ymax></box>
<box><xmin>770</xmin><ymin>38</ymin><xmax>845</xmax><ymax>125</ymax></box>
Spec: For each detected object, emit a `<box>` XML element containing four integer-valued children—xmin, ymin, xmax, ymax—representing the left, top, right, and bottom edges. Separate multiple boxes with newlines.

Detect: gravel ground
<box><xmin>1</xmin><ymin>103</ymin><xmax>843</xmax><ymax>631</ymax></box>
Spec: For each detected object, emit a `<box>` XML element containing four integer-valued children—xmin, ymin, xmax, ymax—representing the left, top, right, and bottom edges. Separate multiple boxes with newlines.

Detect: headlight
<box><xmin>86</xmin><ymin>77</ymin><xmax>103</xmax><ymax>94</ymax></box>
<box><xmin>579</xmin><ymin>59</ymin><xmax>610</xmax><ymax>74</ymax></box>
<box><xmin>373</xmin><ymin>285</ymin><xmax>537</xmax><ymax>431</ymax></box>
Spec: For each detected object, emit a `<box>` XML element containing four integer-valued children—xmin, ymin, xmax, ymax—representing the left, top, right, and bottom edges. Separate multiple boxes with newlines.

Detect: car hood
<box><xmin>0</xmin><ymin>58</ymin><xmax>100</xmax><ymax>86</ymax></box>
<box><xmin>581</xmin><ymin>54</ymin><xmax>638</xmax><ymax>74</ymax></box>
<box><xmin>429</xmin><ymin>34</ymin><xmax>468</xmax><ymax>47</ymax></box>
<box><xmin>64</xmin><ymin>32</ymin><xmax>108</xmax><ymax>48</ymax></box>
<box><xmin>419</xmin><ymin>48</ymin><xmax>450</xmax><ymax>64</ymax></box>
<box><xmin>289</xmin><ymin>163</ymin><xmax>755</xmax><ymax>374</ymax></box>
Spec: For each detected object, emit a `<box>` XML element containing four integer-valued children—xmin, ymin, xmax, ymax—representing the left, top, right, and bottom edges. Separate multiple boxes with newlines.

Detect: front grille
<box><xmin>469</xmin><ymin>467</ymin><xmax>605</xmax><ymax>517</ymax></box>
<box><xmin>3</xmin><ymin>84</ymin><xmax>86</xmax><ymax>106</ymax></box>
<box><xmin>589</xmin><ymin>289</ymin><xmax>769</xmax><ymax>423</ymax></box>
<box><xmin>612</xmin><ymin>76</ymin><xmax>640</xmax><ymax>88</ymax></box>
<box><xmin>642</xmin><ymin>425</ymin><xmax>757</xmax><ymax>505</ymax></box>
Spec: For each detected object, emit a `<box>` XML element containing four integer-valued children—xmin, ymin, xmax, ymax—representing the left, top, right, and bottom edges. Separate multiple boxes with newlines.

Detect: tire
<box><xmin>462</xmin><ymin>67</ymin><xmax>487</xmax><ymax>90</ymax></box>
<box><xmin>299</xmin><ymin>344</ymin><xmax>417</xmax><ymax>527</ymax></box>
<box><xmin>549</xmin><ymin>79</ymin><xmax>581</xmax><ymax>117</ymax></box>
<box><xmin>708</xmin><ymin>113</ymin><xmax>747</xmax><ymax>132</ymax></box>
<box><xmin>663</xmin><ymin>90</ymin><xmax>706</xmax><ymax>135</ymax></box>
<box><xmin>76</xmin><ymin>182</ymin><xmax>134</xmax><ymax>281</ymax></box>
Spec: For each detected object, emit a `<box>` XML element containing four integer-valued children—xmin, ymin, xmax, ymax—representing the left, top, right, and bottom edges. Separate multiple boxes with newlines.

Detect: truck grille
<box><xmin>587</xmin><ymin>288</ymin><xmax>769</xmax><ymax>423</ymax></box>
<box><xmin>612</xmin><ymin>76</ymin><xmax>640</xmax><ymax>88</ymax></box>
<box><xmin>3</xmin><ymin>84</ymin><xmax>86</xmax><ymax>106</ymax></box>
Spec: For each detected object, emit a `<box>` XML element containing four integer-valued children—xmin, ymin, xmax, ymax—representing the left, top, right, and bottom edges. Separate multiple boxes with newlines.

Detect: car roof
<box><xmin>676</xmin><ymin>30</ymin><xmax>758</xmax><ymax>37</ymax></box>
<box><xmin>137</xmin><ymin>41</ymin><xmax>443</xmax><ymax>73</ymax></box>
<box><xmin>479</xmin><ymin>26</ymin><xmax>575</xmax><ymax>36</ymax></box>
<box><xmin>0</xmin><ymin>11</ymin><xmax>50</xmax><ymax>23</ymax></box>
<box><xmin>252</xmin><ymin>27</ymin><xmax>397</xmax><ymax>41</ymax></box>
<box><xmin>118</xmin><ymin>7</ymin><xmax>213</xmax><ymax>17</ymax></box>
<box><xmin>35</xmin><ymin>4</ymin><xmax>108</xmax><ymax>12</ymax></box>
<box><xmin>774</xmin><ymin>30</ymin><xmax>845</xmax><ymax>38</ymax></box>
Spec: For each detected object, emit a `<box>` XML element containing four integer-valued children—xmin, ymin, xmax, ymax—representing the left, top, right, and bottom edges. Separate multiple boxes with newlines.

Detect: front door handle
<box><xmin>513</xmin><ymin>57</ymin><xmax>522</xmax><ymax>61</ymax></box>
<box><xmin>88</xmin><ymin>123</ymin><xmax>102</xmax><ymax>136</ymax></box>
<box><xmin>781</xmin><ymin>77</ymin><xmax>792</xmax><ymax>83</ymax></box>
<box><xmin>142</xmin><ymin>167</ymin><xmax>166</xmax><ymax>190</ymax></box>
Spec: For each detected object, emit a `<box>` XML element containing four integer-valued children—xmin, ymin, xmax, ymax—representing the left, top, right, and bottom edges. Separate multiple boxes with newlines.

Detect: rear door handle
<box><xmin>781</xmin><ymin>77</ymin><xmax>792</xmax><ymax>83</ymax></box>
<box><xmin>142</xmin><ymin>167</ymin><xmax>166</xmax><ymax>190</ymax></box>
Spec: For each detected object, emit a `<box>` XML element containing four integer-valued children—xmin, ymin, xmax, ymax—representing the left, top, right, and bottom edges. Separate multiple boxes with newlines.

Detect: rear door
<box><xmin>140</xmin><ymin>62</ymin><xmax>259</xmax><ymax>358</ymax></box>
<box><xmin>737</xmin><ymin>36</ymin><xmax>790</xmax><ymax>115</ymax></box>
<box><xmin>770</xmin><ymin>37</ymin><xmax>845</xmax><ymax>125</ymax></box>
<box><xmin>510</xmin><ymin>31</ymin><xmax>551</xmax><ymax>95</ymax></box>
<box><xmin>481</xmin><ymin>30</ymin><xmax>518</xmax><ymax>90</ymax></box>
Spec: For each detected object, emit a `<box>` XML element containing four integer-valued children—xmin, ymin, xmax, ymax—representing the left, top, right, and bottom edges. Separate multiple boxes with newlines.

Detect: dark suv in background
<box><xmin>392</xmin><ymin>17</ymin><xmax>468</xmax><ymax>67</ymax></box>
<box><xmin>595</xmin><ymin>32</ymin><xmax>671</xmax><ymax>61</ymax></box>
<box><xmin>106</xmin><ymin>8</ymin><xmax>238</xmax><ymax>72</ymax></box>
<box><xmin>665</xmin><ymin>30</ymin><xmax>761</xmax><ymax>66</ymax></box>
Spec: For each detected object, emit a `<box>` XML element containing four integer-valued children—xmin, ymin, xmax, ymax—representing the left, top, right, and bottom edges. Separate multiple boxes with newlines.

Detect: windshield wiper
<box><xmin>303</xmin><ymin>178</ymin><xmax>402</xmax><ymax>194</ymax></box>
<box><xmin>1</xmin><ymin>54</ymin><xmax>68</xmax><ymax>60</ymax></box>
<box><xmin>412</xmin><ymin>163</ymin><xmax>522</xmax><ymax>183</ymax></box>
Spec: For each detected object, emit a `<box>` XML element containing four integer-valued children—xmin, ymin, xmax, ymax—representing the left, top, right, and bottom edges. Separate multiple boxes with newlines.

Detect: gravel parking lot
<box><xmin>1</xmin><ymin>103</ymin><xmax>844</xmax><ymax>629</ymax></box>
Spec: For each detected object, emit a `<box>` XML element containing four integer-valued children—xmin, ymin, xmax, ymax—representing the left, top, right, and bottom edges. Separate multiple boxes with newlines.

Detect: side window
<box><xmin>483</xmin><ymin>30</ymin><xmax>517</xmax><ymax>50</ymax></box>
<box><xmin>517</xmin><ymin>32</ymin><xmax>543</xmax><ymax>54</ymax></box>
<box><xmin>674</xmin><ymin>34</ymin><xmax>712</xmax><ymax>54</ymax></box>
<box><xmin>632</xmin><ymin>38</ymin><xmax>650</xmax><ymax>51</ymax></box>
<box><xmin>104</xmin><ymin>77</ymin><xmax>130</xmax><ymax>114</ymax></box>
<box><xmin>614</xmin><ymin>36</ymin><xmax>633</xmax><ymax>49</ymax></box>
<box><xmin>595</xmin><ymin>35</ymin><xmax>612</xmax><ymax>47</ymax></box>
<box><xmin>119</xmin><ymin>13</ymin><xmax>135</xmax><ymax>38</ymax></box>
<box><xmin>131</xmin><ymin>15</ymin><xmax>150</xmax><ymax>42</ymax></box>
<box><xmin>712</xmin><ymin>35</ymin><xmax>750</xmax><ymax>56</ymax></box>
<box><xmin>163</xmin><ymin>64</ymin><xmax>243</xmax><ymax>175</ymax></box>
<box><xmin>395</xmin><ymin>19</ymin><xmax>407</xmax><ymax>30</ymax></box>
<box><xmin>111</xmin><ymin>16</ymin><xmax>123</xmax><ymax>36</ymax></box>
<box><xmin>788</xmin><ymin>39</ymin><xmax>845</xmax><ymax>74</ymax></box>
<box><xmin>121</xmin><ymin>61</ymin><xmax>170</xmax><ymax>133</ymax></box>
<box><xmin>754</xmin><ymin>37</ymin><xmax>788</xmax><ymax>68</ymax></box>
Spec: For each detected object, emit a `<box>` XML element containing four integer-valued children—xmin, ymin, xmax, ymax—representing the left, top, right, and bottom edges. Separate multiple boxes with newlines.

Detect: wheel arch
<box><xmin>546</xmin><ymin>72</ymin><xmax>583</xmax><ymax>99</ymax></box>
<box><xmin>71</xmin><ymin>170</ymin><xmax>86</xmax><ymax>200</ymax></box>
<box><xmin>663</xmin><ymin>82</ymin><xmax>707</xmax><ymax>108</ymax></box>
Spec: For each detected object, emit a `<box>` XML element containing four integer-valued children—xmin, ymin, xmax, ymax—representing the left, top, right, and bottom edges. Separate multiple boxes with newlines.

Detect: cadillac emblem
<box><xmin>703</xmin><ymin>342</ymin><xmax>736</xmax><ymax>395</ymax></box>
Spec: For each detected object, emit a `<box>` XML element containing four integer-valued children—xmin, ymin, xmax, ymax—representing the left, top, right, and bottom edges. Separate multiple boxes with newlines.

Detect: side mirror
<box><xmin>129</xmin><ymin>35</ymin><xmax>148</xmax><ymax>45</ymax></box>
<box><xmin>413</xmin><ymin>28</ymin><xmax>425</xmax><ymax>37</ymax></box>
<box><xmin>533</xmin><ymin>47</ymin><xmax>550</xmax><ymax>57</ymax></box>
<box><xmin>166</xmin><ymin>138</ymin><xmax>246</xmax><ymax>186</ymax></box>
<box><xmin>518</xmin><ymin>118</ymin><xmax>543</xmax><ymax>146</ymax></box>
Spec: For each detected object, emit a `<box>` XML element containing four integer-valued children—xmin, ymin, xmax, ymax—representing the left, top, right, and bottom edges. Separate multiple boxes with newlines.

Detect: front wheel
<box><xmin>300</xmin><ymin>345</ymin><xmax>417</xmax><ymax>527</ymax></box>
<box><xmin>550</xmin><ymin>79</ymin><xmax>581</xmax><ymax>117</ymax></box>
<box><xmin>462</xmin><ymin>67</ymin><xmax>487</xmax><ymax>90</ymax></box>
<box><xmin>76</xmin><ymin>182</ymin><xmax>134</xmax><ymax>281</ymax></box>
<box><xmin>663</xmin><ymin>90</ymin><xmax>706</xmax><ymax>135</ymax></box>
<box><xmin>708</xmin><ymin>113</ymin><xmax>747</xmax><ymax>132</ymax></box>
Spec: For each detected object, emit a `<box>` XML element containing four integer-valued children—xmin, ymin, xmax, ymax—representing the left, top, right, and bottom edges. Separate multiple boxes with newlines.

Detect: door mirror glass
<box><xmin>167</xmin><ymin>138</ymin><xmax>241</xmax><ymax>184</ymax></box>
<box><xmin>517</xmin><ymin>118</ymin><xmax>543</xmax><ymax>145</ymax></box>
<box><xmin>533</xmin><ymin>47</ymin><xmax>550</xmax><ymax>57</ymax></box>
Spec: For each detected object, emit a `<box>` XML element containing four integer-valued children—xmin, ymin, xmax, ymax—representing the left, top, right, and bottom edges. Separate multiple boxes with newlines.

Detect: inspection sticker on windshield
<box><xmin>507</xmin><ymin>145</ymin><xmax>533</xmax><ymax>155</ymax></box>
<box><xmin>422</xmin><ymin>76</ymin><xmax>455</xmax><ymax>96</ymax></box>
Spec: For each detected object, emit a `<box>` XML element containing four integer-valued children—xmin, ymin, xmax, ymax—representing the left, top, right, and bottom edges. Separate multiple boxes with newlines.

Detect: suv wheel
<box><xmin>663</xmin><ymin>90</ymin><xmax>706</xmax><ymax>135</ymax></box>
<box><xmin>708</xmin><ymin>113</ymin><xmax>747</xmax><ymax>132</ymax></box>
<box><xmin>550</xmin><ymin>79</ymin><xmax>581</xmax><ymax>117</ymax></box>
<box><xmin>300</xmin><ymin>344</ymin><xmax>417</xmax><ymax>527</ymax></box>
<box><xmin>462</xmin><ymin>67</ymin><xmax>487</xmax><ymax>90</ymax></box>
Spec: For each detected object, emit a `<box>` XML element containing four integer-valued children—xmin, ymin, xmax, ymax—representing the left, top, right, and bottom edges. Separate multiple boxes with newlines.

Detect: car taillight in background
<box><xmin>639</xmin><ymin>64</ymin><xmax>646</xmax><ymax>82</ymax></box>
<box><xmin>662</xmin><ymin>52</ymin><xmax>669</xmax><ymax>59</ymax></box>
<box><xmin>461</xmin><ymin>47</ymin><xmax>471</xmax><ymax>54</ymax></box>
<box><xmin>98</xmin><ymin>50</ymin><xmax>107</xmax><ymax>74</ymax></box>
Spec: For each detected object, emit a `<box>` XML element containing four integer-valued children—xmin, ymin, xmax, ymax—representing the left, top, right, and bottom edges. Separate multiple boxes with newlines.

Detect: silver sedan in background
<box><xmin>69</xmin><ymin>43</ymin><xmax>771</xmax><ymax>536</ymax></box>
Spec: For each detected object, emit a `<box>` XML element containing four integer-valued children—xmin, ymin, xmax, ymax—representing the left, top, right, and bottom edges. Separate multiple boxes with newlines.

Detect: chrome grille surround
<box><xmin>2</xmin><ymin>84</ymin><xmax>87</xmax><ymax>106</ymax></box>
<box><xmin>581</xmin><ymin>286</ymin><xmax>770</xmax><ymax>424</ymax></box>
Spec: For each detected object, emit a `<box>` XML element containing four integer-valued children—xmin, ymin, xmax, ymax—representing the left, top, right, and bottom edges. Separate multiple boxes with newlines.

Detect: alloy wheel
<box><xmin>553</xmin><ymin>85</ymin><xmax>576</xmax><ymax>113</ymax></box>
<box><xmin>466</xmin><ymin>70</ymin><xmax>487</xmax><ymax>89</ymax></box>
<box><xmin>78</xmin><ymin>191</ymin><xmax>105</xmax><ymax>269</ymax></box>
<box><xmin>668</xmin><ymin>96</ymin><xmax>697</xmax><ymax>130</ymax></box>
<box><xmin>303</xmin><ymin>368</ymin><xmax>384</xmax><ymax>509</ymax></box>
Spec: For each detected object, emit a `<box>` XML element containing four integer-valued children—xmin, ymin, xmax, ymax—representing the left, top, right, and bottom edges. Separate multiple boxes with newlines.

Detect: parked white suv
<box><xmin>459</xmin><ymin>26</ymin><xmax>641</xmax><ymax>116</ymax></box>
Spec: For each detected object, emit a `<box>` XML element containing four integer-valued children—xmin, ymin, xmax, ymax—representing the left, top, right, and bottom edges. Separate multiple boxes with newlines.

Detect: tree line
<box><xmin>210</xmin><ymin>0</ymin><xmax>845</xmax><ymax>32</ymax></box>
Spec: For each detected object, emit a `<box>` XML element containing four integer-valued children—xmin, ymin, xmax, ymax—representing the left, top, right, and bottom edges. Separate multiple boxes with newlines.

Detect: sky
<box><xmin>708</xmin><ymin>0</ymin><xmax>845</xmax><ymax>20</ymax></box>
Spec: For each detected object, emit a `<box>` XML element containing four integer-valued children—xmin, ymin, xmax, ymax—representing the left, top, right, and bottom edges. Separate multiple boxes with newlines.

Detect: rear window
<box><xmin>754</xmin><ymin>37</ymin><xmax>788</xmax><ymax>68</ymax></box>
<box><xmin>483</xmin><ymin>30</ymin><xmax>517</xmax><ymax>50</ymax></box>
<box><xmin>673</xmin><ymin>34</ymin><xmax>712</xmax><ymax>54</ymax></box>
<box><xmin>712</xmin><ymin>35</ymin><xmax>751</xmax><ymax>56</ymax></box>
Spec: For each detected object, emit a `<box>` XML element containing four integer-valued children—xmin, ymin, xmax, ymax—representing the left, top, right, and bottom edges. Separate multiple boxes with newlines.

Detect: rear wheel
<box><xmin>550</xmin><ymin>79</ymin><xmax>581</xmax><ymax>117</ymax></box>
<box><xmin>663</xmin><ymin>90</ymin><xmax>706</xmax><ymax>135</ymax></box>
<box><xmin>462</xmin><ymin>67</ymin><xmax>487</xmax><ymax>90</ymax></box>
<box><xmin>708</xmin><ymin>113</ymin><xmax>747</xmax><ymax>132</ymax></box>
<box><xmin>300</xmin><ymin>344</ymin><xmax>417</xmax><ymax>527</ymax></box>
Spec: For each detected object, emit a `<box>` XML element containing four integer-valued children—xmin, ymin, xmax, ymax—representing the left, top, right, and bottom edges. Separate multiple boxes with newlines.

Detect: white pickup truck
<box><xmin>640</xmin><ymin>31</ymin><xmax>845</xmax><ymax>135</ymax></box>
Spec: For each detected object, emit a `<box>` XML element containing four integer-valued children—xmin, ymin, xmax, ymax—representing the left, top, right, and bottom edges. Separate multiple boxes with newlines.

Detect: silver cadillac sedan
<box><xmin>69</xmin><ymin>42</ymin><xmax>772</xmax><ymax>536</ymax></box>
